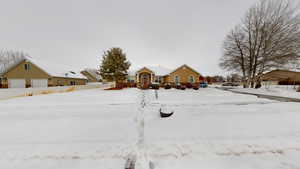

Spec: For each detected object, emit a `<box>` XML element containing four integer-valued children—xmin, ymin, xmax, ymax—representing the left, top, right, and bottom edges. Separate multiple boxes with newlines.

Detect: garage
<box><xmin>31</xmin><ymin>79</ymin><xmax>48</xmax><ymax>88</ymax></box>
<box><xmin>8</xmin><ymin>79</ymin><xmax>26</xmax><ymax>88</ymax></box>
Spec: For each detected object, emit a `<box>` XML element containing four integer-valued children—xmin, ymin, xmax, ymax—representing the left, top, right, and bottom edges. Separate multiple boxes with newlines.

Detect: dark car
<box><xmin>150</xmin><ymin>83</ymin><xmax>160</xmax><ymax>90</ymax></box>
<box><xmin>200</xmin><ymin>82</ymin><xmax>208</xmax><ymax>88</ymax></box>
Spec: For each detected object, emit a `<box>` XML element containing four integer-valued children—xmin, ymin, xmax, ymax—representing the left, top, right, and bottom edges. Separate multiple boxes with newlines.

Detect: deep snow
<box><xmin>0</xmin><ymin>88</ymin><xmax>299</xmax><ymax>168</ymax></box>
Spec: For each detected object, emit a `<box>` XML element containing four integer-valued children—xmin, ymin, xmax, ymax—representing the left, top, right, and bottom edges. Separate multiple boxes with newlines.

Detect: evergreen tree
<box><xmin>99</xmin><ymin>48</ymin><xmax>131</xmax><ymax>83</ymax></box>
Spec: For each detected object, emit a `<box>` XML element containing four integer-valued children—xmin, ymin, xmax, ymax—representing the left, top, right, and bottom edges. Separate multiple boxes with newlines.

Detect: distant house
<box><xmin>262</xmin><ymin>69</ymin><xmax>300</xmax><ymax>85</ymax></box>
<box><xmin>81</xmin><ymin>68</ymin><xmax>101</xmax><ymax>82</ymax></box>
<box><xmin>0</xmin><ymin>57</ymin><xmax>87</xmax><ymax>88</ymax></box>
<box><xmin>128</xmin><ymin>64</ymin><xmax>203</xmax><ymax>88</ymax></box>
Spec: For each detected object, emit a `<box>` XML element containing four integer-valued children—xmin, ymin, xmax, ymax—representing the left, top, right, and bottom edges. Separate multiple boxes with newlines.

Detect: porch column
<box><xmin>151</xmin><ymin>73</ymin><xmax>154</xmax><ymax>83</ymax></box>
<box><xmin>136</xmin><ymin>73</ymin><xmax>139</xmax><ymax>83</ymax></box>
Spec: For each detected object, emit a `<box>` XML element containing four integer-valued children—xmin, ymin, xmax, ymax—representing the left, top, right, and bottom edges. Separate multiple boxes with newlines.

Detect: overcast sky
<box><xmin>0</xmin><ymin>0</ymin><xmax>259</xmax><ymax>75</ymax></box>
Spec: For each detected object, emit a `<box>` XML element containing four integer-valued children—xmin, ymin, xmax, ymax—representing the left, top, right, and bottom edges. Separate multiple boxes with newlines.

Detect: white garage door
<box><xmin>8</xmin><ymin>79</ymin><xmax>26</xmax><ymax>88</ymax></box>
<box><xmin>31</xmin><ymin>79</ymin><xmax>48</xmax><ymax>88</ymax></box>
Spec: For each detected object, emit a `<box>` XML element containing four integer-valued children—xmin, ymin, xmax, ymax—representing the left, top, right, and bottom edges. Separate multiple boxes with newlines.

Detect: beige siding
<box><xmin>3</xmin><ymin>60</ymin><xmax>50</xmax><ymax>87</ymax></box>
<box><xmin>49</xmin><ymin>77</ymin><xmax>87</xmax><ymax>86</ymax></box>
<box><xmin>167</xmin><ymin>65</ymin><xmax>200</xmax><ymax>84</ymax></box>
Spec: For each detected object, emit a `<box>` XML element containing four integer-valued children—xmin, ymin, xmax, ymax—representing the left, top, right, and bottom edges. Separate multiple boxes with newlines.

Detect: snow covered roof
<box><xmin>146</xmin><ymin>65</ymin><xmax>172</xmax><ymax>76</ymax></box>
<box><xmin>28</xmin><ymin>58</ymin><xmax>87</xmax><ymax>79</ymax></box>
<box><xmin>82</xmin><ymin>68</ymin><xmax>102</xmax><ymax>80</ymax></box>
<box><xmin>0</xmin><ymin>56</ymin><xmax>87</xmax><ymax>79</ymax></box>
<box><xmin>133</xmin><ymin>65</ymin><xmax>172</xmax><ymax>76</ymax></box>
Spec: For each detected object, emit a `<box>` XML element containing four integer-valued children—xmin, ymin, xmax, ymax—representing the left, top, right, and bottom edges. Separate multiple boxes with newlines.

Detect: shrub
<box><xmin>66</xmin><ymin>86</ymin><xmax>76</xmax><ymax>92</ymax></box>
<box><xmin>193</xmin><ymin>86</ymin><xmax>199</xmax><ymax>90</ymax></box>
<box><xmin>40</xmin><ymin>90</ymin><xmax>54</xmax><ymax>95</ymax></box>
<box><xmin>186</xmin><ymin>83</ymin><xmax>193</xmax><ymax>88</ymax></box>
<box><xmin>26</xmin><ymin>93</ymin><xmax>33</xmax><ymax>96</ymax></box>
<box><xmin>164</xmin><ymin>84</ymin><xmax>171</xmax><ymax>89</ymax></box>
<box><xmin>181</xmin><ymin>85</ymin><xmax>186</xmax><ymax>90</ymax></box>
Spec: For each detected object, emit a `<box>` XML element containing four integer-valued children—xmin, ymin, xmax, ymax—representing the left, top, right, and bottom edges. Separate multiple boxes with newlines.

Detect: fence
<box><xmin>0</xmin><ymin>82</ymin><xmax>113</xmax><ymax>100</ymax></box>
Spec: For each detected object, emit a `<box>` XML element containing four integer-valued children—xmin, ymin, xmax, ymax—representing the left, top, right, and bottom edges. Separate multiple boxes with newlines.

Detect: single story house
<box><xmin>262</xmin><ymin>69</ymin><xmax>300</xmax><ymax>85</ymax></box>
<box><xmin>81</xmin><ymin>68</ymin><xmax>102</xmax><ymax>82</ymax></box>
<box><xmin>127</xmin><ymin>64</ymin><xmax>203</xmax><ymax>88</ymax></box>
<box><xmin>0</xmin><ymin>57</ymin><xmax>87</xmax><ymax>88</ymax></box>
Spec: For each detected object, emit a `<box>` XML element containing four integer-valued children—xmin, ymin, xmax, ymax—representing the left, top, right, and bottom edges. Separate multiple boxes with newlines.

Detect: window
<box><xmin>70</xmin><ymin>81</ymin><xmax>76</xmax><ymax>85</ymax></box>
<box><xmin>189</xmin><ymin>76</ymin><xmax>194</xmax><ymax>83</ymax></box>
<box><xmin>24</xmin><ymin>63</ymin><xmax>30</xmax><ymax>71</ymax></box>
<box><xmin>174</xmin><ymin>75</ymin><xmax>180</xmax><ymax>84</ymax></box>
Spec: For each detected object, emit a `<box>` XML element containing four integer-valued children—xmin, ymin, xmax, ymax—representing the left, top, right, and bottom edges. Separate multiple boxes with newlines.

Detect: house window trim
<box><xmin>174</xmin><ymin>75</ymin><xmax>180</xmax><ymax>84</ymax></box>
<box><xmin>189</xmin><ymin>75</ymin><xmax>194</xmax><ymax>83</ymax></box>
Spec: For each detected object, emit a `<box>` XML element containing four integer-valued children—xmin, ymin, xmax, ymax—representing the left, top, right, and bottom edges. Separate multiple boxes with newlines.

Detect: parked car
<box><xmin>150</xmin><ymin>83</ymin><xmax>159</xmax><ymax>90</ymax></box>
<box><xmin>200</xmin><ymin>82</ymin><xmax>208</xmax><ymax>88</ymax></box>
<box><xmin>222</xmin><ymin>82</ymin><xmax>240</xmax><ymax>87</ymax></box>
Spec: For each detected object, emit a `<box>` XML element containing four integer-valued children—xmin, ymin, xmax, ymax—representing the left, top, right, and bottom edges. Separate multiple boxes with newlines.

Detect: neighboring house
<box><xmin>81</xmin><ymin>68</ymin><xmax>101</xmax><ymax>82</ymax></box>
<box><xmin>0</xmin><ymin>57</ymin><xmax>87</xmax><ymax>88</ymax></box>
<box><xmin>128</xmin><ymin>64</ymin><xmax>203</xmax><ymax>89</ymax></box>
<box><xmin>262</xmin><ymin>69</ymin><xmax>300</xmax><ymax>85</ymax></box>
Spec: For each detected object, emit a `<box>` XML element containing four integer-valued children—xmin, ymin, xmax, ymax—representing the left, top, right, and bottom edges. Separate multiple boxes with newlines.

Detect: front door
<box><xmin>140</xmin><ymin>73</ymin><xmax>151</xmax><ymax>89</ymax></box>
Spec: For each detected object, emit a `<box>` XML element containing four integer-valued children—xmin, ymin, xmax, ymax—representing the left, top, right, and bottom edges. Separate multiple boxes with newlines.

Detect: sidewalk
<box><xmin>216</xmin><ymin>86</ymin><xmax>300</xmax><ymax>102</ymax></box>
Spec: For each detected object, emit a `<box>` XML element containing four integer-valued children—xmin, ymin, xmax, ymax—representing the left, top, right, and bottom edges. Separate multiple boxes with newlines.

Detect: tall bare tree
<box><xmin>220</xmin><ymin>0</ymin><xmax>300</xmax><ymax>88</ymax></box>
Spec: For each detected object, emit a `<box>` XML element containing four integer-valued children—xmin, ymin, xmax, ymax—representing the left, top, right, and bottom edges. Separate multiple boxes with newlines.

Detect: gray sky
<box><xmin>0</xmin><ymin>0</ymin><xmax>259</xmax><ymax>76</ymax></box>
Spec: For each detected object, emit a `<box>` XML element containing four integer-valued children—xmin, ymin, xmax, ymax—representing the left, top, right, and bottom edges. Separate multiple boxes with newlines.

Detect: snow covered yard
<box><xmin>0</xmin><ymin>88</ymin><xmax>299</xmax><ymax>169</ymax></box>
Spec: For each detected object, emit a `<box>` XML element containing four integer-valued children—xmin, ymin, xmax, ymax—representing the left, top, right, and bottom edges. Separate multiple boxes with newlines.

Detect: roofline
<box><xmin>136</xmin><ymin>67</ymin><xmax>155</xmax><ymax>74</ymax></box>
<box><xmin>2</xmin><ymin>58</ymin><xmax>52</xmax><ymax>77</ymax></box>
<box><xmin>52</xmin><ymin>76</ymin><xmax>87</xmax><ymax>80</ymax></box>
<box><xmin>168</xmin><ymin>64</ymin><xmax>202</xmax><ymax>76</ymax></box>
<box><xmin>80</xmin><ymin>71</ymin><xmax>98</xmax><ymax>80</ymax></box>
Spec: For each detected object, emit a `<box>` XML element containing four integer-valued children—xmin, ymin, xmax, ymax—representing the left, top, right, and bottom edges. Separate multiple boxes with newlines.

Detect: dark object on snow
<box><xmin>180</xmin><ymin>85</ymin><xmax>186</xmax><ymax>90</ymax></box>
<box><xmin>125</xmin><ymin>157</ymin><xmax>155</xmax><ymax>169</ymax></box>
<box><xmin>160</xmin><ymin>108</ymin><xmax>174</xmax><ymax>118</ymax></box>
<box><xmin>176</xmin><ymin>85</ymin><xmax>181</xmax><ymax>89</ymax></box>
<box><xmin>125</xmin><ymin>158</ymin><xmax>135</xmax><ymax>169</ymax></box>
<box><xmin>164</xmin><ymin>84</ymin><xmax>172</xmax><ymax>89</ymax></box>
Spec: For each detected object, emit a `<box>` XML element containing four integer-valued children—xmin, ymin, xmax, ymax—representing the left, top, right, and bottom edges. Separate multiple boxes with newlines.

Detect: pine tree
<box><xmin>99</xmin><ymin>48</ymin><xmax>131</xmax><ymax>83</ymax></box>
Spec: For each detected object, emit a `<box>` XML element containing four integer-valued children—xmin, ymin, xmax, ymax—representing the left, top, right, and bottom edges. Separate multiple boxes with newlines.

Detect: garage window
<box><xmin>24</xmin><ymin>63</ymin><xmax>31</xmax><ymax>71</ymax></box>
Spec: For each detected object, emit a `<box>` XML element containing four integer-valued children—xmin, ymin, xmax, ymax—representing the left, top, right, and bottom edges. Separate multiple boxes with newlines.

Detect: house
<box><xmin>0</xmin><ymin>57</ymin><xmax>87</xmax><ymax>88</ymax></box>
<box><xmin>81</xmin><ymin>68</ymin><xmax>101</xmax><ymax>82</ymax></box>
<box><xmin>128</xmin><ymin>64</ymin><xmax>203</xmax><ymax>89</ymax></box>
<box><xmin>262</xmin><ymin>69</ymin><xmax>300</xmax><ymax>85</ymax></box>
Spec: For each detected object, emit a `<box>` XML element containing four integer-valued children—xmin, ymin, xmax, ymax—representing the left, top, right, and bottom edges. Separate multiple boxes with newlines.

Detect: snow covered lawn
<box><xmin>0</xmin><ymin>88</ymin><xmax>299</xmax><ymax>169</ymax></box>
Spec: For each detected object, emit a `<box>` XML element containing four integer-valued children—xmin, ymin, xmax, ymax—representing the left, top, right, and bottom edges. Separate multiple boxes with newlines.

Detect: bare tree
<box><xmin>220</xmin><ymin>0</ymin><xmax>300</xmax><ymax>88</ymax></box>
<box><xmin>0</xmin><ymin>50</ymin><xmax>28</xmax><ymax>74</ymax></box>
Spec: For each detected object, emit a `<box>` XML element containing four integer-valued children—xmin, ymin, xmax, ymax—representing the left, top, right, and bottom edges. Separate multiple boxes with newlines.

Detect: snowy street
<box><xmin>0</xmin><ymin>88</ymin><xmax>300</xmax><ymax>169</ymax></box>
